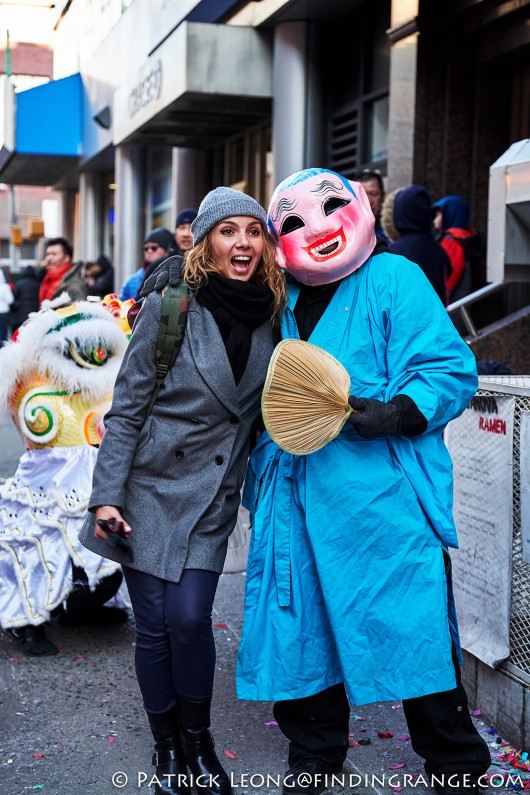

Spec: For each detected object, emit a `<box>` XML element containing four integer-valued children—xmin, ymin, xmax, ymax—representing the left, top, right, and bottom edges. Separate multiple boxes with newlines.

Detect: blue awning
<box><xmin>0</xmin><ymin>73</ymin><xmax>83</xmax><ymax>185</ymax></box>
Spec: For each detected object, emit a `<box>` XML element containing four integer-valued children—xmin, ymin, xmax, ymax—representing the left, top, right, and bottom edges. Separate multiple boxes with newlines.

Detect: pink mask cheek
<box><xmin>279</xmin><ymin>234</ymin><xmax>311</xmax><ymax>267</ymax></box>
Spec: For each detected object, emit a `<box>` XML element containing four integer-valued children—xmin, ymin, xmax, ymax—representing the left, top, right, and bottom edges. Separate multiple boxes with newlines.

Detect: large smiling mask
<box><xmin>268</xmin><ymin>168</ymin><xmax>376</xmax><ymax>286</ymax></box>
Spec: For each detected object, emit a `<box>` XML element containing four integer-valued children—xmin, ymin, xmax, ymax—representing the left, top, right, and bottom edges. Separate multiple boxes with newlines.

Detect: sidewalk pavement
<box><xmin>1</xmin><ymin>570</ymin><xmax>504</xmax><ymax>795</ymax></box>
<box><xmin>0</xmin><ymin>417</ymin><xmax>509</xmax><ymax>795</ymax></box>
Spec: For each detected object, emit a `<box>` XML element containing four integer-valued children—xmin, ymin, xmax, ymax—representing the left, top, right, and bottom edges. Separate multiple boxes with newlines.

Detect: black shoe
<box><xmin>432</xmin><ymin>774</ymin><xmax>484</xmax><ymax>795</ymax></box>
<box><xmin>147</xmin><ymin>709</ymin><xmax>191</xmax><ymax>795</ymax></box>
<box><xmin>151</xmin><ymin>744</ymin><xmax>191</xmax><ymax>795</ymax></box>
<box><xmin>59</xmin><ymin>605</ymin><xmax>129</xmax><ymax>626</ymax></box>
<box><xmin>180</xmin><ymin>728</ymin><xmax>232</xmax><ymax>795</ymax></box>
<box><xmin>282</xmin><ymin>758</ymin><xmax>344</xmax><ymax>795</ymax></box>
<box><xmin>7</xmin><ymin>625</ymin><xmax>59</xmax><ymax>657</ymax></box>
<box><xmin>178</xmin><ymin>697</ymin><xmax>232</xmax><ymax>795</ymax></box>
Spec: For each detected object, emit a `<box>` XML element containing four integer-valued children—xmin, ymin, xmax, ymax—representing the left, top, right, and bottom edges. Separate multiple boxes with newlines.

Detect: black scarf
<box><xmin>196</xmin><ymin>273</ymin><xmax>274</xmax><ymax>384</ymax></box>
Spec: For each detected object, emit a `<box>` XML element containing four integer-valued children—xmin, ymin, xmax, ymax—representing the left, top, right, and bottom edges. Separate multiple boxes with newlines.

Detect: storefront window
<box><xmin>148</xmin><ymin>147</ymin><xmax>172</xmax><ymax>230</ymax></box>
<box><xmin>366</xmin><ymin>95</ymin><xmax>388</xmax><ymax>165</ymax></box>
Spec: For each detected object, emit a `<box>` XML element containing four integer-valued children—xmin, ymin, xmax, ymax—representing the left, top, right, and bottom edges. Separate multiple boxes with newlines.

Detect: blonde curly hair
<box><xmin>183</xmin><ymin>232</ymin><xmax>286</xmax><ymax>322</ymax></box>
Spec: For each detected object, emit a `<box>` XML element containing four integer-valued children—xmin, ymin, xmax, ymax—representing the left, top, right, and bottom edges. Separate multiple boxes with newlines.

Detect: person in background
<box><xmin>39</xmin><ymin>237</ymin><xmax>89</xmax><ymax>306</ymax></box>
<box><xmin>432</xmin><ymin>195</ymin><xmax>481</xmax><ymax>304</ymax></box>
<box><xmin>119</xmin><ymin>227</ymin><xmax>174</xmax><ymax>301</ymax></box>
<box><xmin>84</xmin><ymin>254</ymin><xmax>115</xmax><ymax>298</ymax></box>
<box><xmin>0</xmin><ymin>270</ymin><xmax>14</xmax><ymax>342</ymax></box>
<box><xmin>9</xmin><ymin>265</ymin><xmax>40</xmax><ymax>332</ymax></box>
<box><xmin>174</xmin><ymin>208</ymin><xmax>198</xmax><ymax>255</ymax></box>
<box><xmin>382</xmin><ymin>185</ymin><xmax>450</xmax><ymax>305</ymax></box>
<box><xmin>358</xmin><ymin>169</ymin><xmax>388</xmax><ymax>241</ymax></box>
<box><xmin>80</xmin><ymin>188</ymin><xmax>286</xmax><ymax>795</ymax></box>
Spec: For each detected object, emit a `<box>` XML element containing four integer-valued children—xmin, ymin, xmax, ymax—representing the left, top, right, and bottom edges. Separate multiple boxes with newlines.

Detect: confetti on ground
<box><xmin>352</xmin><ymin>714</ymin><xmax>366</xmax><ymax>720</ymax></box>
<box><xmin>392</xmin><ymin>788</ymin><xmax>403</xmax><ymax>792</ymax></box>
<box><xmin>264</xmin><ymin>721</ymin><xmax>278</xmax><ymax>726</ymax></box>
<box><xmin>391</xmin><ymin>704</ymin><xmax>401</xmax><ymax>709</ymax></box>
<box><xmin>398</xmin><ymin>735</ymin><xmax>411</xmax><ymax>741</ymax></box>
<box><xmin>389</xmin><ymin>763</ymin><xmax>406</xmax><ymax>770</ymax></box>
<box><xmin>75</xmin><ymin>655</ymin><xmax>84</xmax><ymax>660</ymax></box>
<box><xmin>471</xmin><ymin>709</ymin><xmax>481</xmax><ymax>716</ymax></box>
<box><xmin>7</xmin><ymin>759</ymin><xmax>13</xmax><ymax>764</ymax></box>
<box><xmin>378</xmin><ymin>731</ymin><xmax>394</xmax><ymax>739</ymax></box>
<box><xmin>32</xmin><ymin>787</ymin><xmax>44</xmax><ymax>791</ymax></box>
<box><xmin>108</xmin><ymin>737</ymin><xmax>115</xmax><ymax>743</ymax></box>
<box><xmin>213</xmin><ymin>623</ymin><xmax>228</xmax><ymax>629</ymax></box>
<box><xmin>486</xmin><ymin>747</ymin><xmax>530</xmax><ymax>789</ymax></box>
<box><xmin>224</xmin><ymin>750</ymin><xmax>237</xmax><ymax>759</ymax></box>
<box><xmin>9</xmin><ymin>656</ymin><xmax>22</xmax><ymax>661</ymax></box>
<box><xmin>31</xmin><ymin>753</ymin><xmax>43</xmax><ymax>758</ymax></box>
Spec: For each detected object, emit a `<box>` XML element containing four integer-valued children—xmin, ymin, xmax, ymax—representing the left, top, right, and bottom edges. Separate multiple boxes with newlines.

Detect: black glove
<box><xmin>138</xmin><ymin>255</ymin><xmax>184</xmax><ymax>298</ymax></box>
<box><xmin>347</xmin><ymin>394</ymin><xmax>427</xmax><ymax>440</ymax></box>
<box><xmin>347</xmin><ymin>396</ymin><xmax>400</xmax><ymax>439</ymax></box>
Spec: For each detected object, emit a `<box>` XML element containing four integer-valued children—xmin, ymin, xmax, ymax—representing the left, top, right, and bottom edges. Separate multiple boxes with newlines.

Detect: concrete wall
<box><xmin>462</xmin><ymin>651</ymin><xmax>530</xmax><ymax>748</ymax></box>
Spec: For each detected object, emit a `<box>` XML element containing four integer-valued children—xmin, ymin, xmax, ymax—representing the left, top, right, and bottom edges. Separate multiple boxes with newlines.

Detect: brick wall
<box><xmin>0</xmin><ymin>42</ymin><xmax>52</xmax><ymax>78</ymax></box>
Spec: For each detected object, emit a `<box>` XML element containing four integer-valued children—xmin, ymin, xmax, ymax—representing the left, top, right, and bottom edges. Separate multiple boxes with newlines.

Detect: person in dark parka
<box><xmin>383</xmin><ymin>185</ymin><xmax>450</xmax><ymax>305</ymax></box>
<box><xmin>79</xmin><ymin>188</ymin><xmax>286</xmax><ymax>795</ymax></box>
<box><xmin>9</xmin><ymin>266</ymin><xmax>40</xmax><ymax>331</ymax></box>
<box><xmin>84</xmin><ymin>254</ymin><xmax>115</xmax><ymax>298</ymax></box>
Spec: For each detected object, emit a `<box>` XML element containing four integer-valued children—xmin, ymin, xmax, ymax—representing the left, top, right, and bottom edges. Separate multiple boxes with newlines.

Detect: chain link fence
<box><xmin>478</xmin><ymin>377</ymin><xmax>530</xmax><ymax>675</ymax></box>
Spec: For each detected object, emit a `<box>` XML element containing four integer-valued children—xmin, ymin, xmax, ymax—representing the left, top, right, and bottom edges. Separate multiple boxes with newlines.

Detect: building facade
<box><xmin>0</xmin><ymin>0</ymin><xmax>528</xmax><ymax>294</ymax></box>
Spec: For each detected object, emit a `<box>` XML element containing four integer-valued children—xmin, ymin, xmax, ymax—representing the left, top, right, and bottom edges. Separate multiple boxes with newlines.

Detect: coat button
<box><xmin>175</xmin><ymin>450</ymin><xmax>184</xmax><ymax>459</ymax></box>
<box><xmin>229</xmin><ymin>416</ymin><xmax>239</xmax><ymax>425</ymax></box>
<box><xmin>215</xmin><ymin>455</ymin><xmax>224</xmax><ymax>465</ymax></box>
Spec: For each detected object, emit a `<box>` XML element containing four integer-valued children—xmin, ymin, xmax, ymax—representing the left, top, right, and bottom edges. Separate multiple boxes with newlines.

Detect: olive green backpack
<box><xmin>128</xmin><ymin>277</ymin><xmax>190</xmax><ymax>417</ymax></box>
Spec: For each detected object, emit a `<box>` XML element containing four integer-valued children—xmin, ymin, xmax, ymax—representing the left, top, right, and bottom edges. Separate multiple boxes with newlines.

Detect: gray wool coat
<box><xmin>79</xmin><ymin>289</ymin><xmax>274</xmax><ymax>583</ymax></box>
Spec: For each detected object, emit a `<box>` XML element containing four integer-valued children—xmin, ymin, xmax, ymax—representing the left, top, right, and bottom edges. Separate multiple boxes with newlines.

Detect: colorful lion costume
<box><xmin>0</xmin><ymin>296</ymin><xmax>132</xmax><ymax>634</ymax></box>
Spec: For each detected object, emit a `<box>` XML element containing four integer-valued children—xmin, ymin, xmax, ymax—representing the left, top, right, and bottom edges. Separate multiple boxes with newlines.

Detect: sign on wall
<box><xmin>445</xmin><ymin>394</ymin><xmax>515</xmax><ymax>667</ymax></box>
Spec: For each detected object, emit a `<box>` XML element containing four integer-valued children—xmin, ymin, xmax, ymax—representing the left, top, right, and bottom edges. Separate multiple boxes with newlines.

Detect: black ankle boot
<box><xmin>178</xmin><ymin>697</ymin><xmax>232</xmax><ymax>795</ymax></box>
<box><xmin>147</xmin><ymin>708</ymin><xmax>191</xmax><ymax>795</ymax></box>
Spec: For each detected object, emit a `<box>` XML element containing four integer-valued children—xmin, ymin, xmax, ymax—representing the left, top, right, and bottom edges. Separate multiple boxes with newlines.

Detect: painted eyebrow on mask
<box><xmin>311</xmin><ymin>179</ymin><xmax>344</xmax><ymax>195</ymax></box>
<box><xmin>270</xmin><ymin>197</ymin><xmax>298</xmax><ymax>222</ymax></box>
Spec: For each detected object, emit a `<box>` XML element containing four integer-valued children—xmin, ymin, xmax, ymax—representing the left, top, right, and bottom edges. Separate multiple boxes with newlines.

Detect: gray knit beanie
<box><xmin>191</xmin><ymin>187</ymin><xmax>268</xmax><ymax>246</ymax></box>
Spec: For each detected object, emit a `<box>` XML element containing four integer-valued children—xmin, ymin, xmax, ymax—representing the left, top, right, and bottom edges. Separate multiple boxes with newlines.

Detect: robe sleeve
<box><xmin>377</xmin><ymin>254</ymin><xmax>477</xmax><ymax>432</ymax></box>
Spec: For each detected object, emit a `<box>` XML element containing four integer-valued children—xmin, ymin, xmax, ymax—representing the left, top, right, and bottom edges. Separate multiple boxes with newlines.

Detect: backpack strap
<box><xmin>145</xmin><ymin>281</ymin><xmax>190</xmax><ymax>418</ymax></box>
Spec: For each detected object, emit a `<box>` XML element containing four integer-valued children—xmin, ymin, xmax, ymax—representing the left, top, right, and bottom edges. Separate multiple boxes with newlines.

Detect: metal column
<box><xmin>114</xmin><ymin>144</ymin><xmax>144</xmax><ymax>293</ymax></box>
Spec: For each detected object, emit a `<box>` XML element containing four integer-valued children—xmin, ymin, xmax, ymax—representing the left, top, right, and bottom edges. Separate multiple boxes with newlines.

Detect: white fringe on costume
<box><xmin>0</xmin><ymin>445</ymin><xmax>122</xmax><ymax>629</ymax></box>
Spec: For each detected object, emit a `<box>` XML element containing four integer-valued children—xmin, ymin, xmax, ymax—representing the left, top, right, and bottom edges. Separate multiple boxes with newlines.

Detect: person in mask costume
<box><xmin>237</xmin><ymin>169</ymin><xmax>490</xmax><ymax>795</ymax></box>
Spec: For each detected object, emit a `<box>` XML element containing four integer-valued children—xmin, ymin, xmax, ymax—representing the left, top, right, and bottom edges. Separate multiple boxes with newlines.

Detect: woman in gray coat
<box><xmin>79</xmin><ymin>188</ymin><xmax>286</xmax><ymax>795</ymax></box>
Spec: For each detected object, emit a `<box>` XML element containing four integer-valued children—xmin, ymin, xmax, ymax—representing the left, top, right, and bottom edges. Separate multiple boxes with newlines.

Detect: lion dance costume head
<box><xmin>0</xmin><ymin>296</ymin><xmax>131</xmax><ymax>448</ymax></box>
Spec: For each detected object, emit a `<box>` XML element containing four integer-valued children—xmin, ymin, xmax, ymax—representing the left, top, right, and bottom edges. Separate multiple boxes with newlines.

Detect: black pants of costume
<box><xmin>273</xmin><ymin>649</ymin><xmax>491</xmax><ymax>777</ymax></box>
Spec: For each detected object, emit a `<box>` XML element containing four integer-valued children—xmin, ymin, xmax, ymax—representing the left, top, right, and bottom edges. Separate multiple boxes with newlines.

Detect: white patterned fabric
<box><xmin>0</xmin><ymin>445</ymin><xmax>121</xmax><ymax>628</ymax></box>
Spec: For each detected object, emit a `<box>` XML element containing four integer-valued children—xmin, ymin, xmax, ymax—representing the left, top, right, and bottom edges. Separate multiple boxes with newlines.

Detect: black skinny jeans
<box><xmin>123</xmin><ymin>567</ymin><xmax>220</xmax><ymax>713</ymax></box>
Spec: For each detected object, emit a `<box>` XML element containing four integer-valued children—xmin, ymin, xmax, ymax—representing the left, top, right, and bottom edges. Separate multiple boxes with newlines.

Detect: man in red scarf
<box><xmin>39</xmin><ymin>237</ymin><xmax>88</xmax><ymax>306</ymax></box>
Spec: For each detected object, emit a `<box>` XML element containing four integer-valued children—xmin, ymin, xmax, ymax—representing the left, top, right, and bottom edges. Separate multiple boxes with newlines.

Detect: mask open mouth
<box><xmin>303</xmin><ymin>227</ymin><xmax>346</xmax><ymax>262</ymax></box>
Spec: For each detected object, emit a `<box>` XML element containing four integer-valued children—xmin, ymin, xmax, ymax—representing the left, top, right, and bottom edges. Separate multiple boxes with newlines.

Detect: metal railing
<box><xmin>446</xmin><ymin>281</ymin><xmax>505</xmax><ymax>337</ymax></box>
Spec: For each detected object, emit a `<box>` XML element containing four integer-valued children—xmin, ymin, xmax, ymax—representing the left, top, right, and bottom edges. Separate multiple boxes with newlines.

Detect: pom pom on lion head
<box><xmin>0</xmin><ymin>300</ymin><xmax>130</xmax><ymax>449</ymax></box>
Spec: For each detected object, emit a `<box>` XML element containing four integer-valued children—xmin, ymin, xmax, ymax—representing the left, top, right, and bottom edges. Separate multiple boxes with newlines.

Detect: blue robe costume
<box><xmin>236</xmin><ymin>251</ymin><xmax>477</xmax><ymax>705</ymax></box>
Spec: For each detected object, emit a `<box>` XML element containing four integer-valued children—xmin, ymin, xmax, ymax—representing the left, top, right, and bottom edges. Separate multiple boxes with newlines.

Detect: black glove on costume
<box><xmin>138</xmin><ymin>255</ymin><xmax>183</xmax><ymax>298</ymax></box>
<box><xmin>347</xmin><ymin>394</ymin><xmax>427</xmax><ymax>439</ymax></box>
